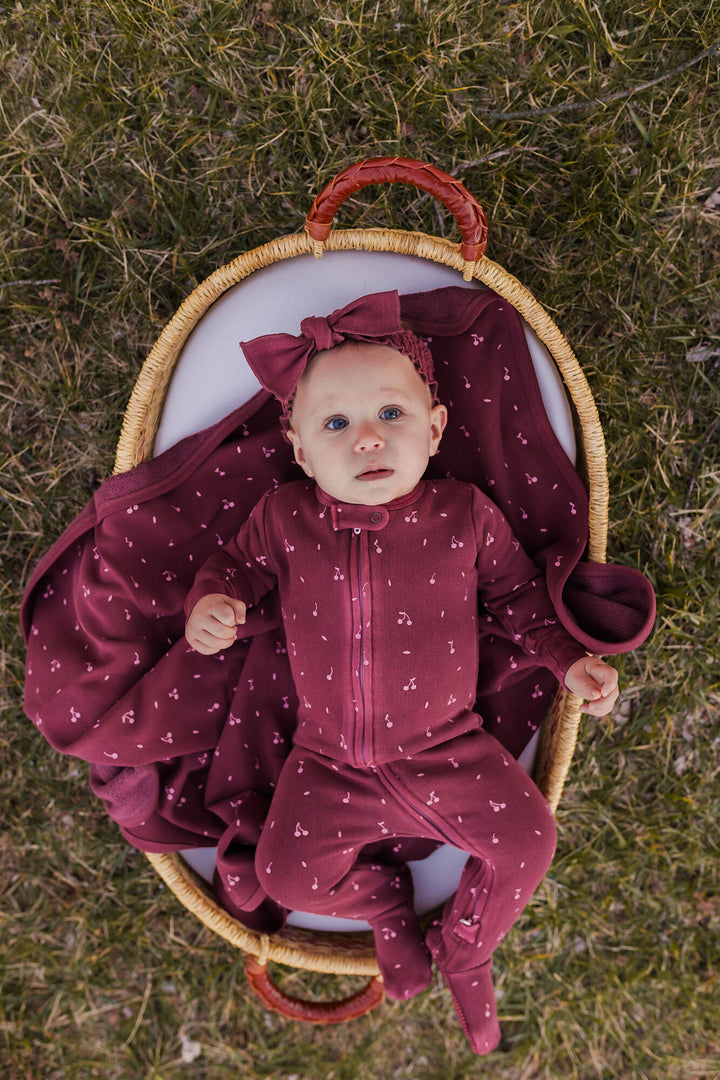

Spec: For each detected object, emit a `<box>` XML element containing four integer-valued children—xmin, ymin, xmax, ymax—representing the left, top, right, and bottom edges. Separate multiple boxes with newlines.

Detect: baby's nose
<box><xmin>354</xmin><ymin>422</ymin><xmax>385</xmax><ymax>452</ymax></box>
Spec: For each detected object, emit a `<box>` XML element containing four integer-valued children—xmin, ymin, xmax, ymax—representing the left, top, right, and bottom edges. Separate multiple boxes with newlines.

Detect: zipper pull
<box><xmin>453</xmin><ymin>916</ymin><xmax>481</xmax><ymax>944</ymax></box>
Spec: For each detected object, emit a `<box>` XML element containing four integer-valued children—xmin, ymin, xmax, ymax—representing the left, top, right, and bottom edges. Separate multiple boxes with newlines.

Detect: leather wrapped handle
<box><xmin>245</xmin><ymin>957</ymin><xmax>385</xmax><ymax>1024</ymax></box>
<box><xmin>305</xmin><ymin>156</ymin><xmax>488</xmax><ymax>263</ymax></box>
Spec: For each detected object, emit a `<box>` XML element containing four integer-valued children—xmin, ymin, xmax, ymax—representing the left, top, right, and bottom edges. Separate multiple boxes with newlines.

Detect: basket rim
<box><xmin>114</xmin><ymin>224</ymin><xmax>602</xmax><ymax>972</ymax></box>
<box><xmin>145</xmin><ymin>849</ymin><xmax>381</xmax><ymax>973</ymax></box>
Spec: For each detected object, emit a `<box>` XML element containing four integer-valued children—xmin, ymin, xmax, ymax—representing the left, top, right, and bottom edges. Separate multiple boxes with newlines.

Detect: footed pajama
<box><xmin>255</xmin><ymin>727</ymin><xmax>557</xmax><ymax>1022</ymax></box>
<box><xmin>190</xmin><ymin>473</ymin><xmax>574</xmax><ymax>1043</ymax></box>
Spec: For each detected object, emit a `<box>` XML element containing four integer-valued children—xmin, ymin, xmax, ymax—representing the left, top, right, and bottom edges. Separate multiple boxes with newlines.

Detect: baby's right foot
<box><xmin>371</xmin><ymin>908</ymin><xmax>433</xmax><ymax>1000</ymax></box>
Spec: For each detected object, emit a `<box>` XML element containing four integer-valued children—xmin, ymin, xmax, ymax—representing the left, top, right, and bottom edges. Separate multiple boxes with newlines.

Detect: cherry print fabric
<box><xmin>255</xmin><ymin>730</ymin><xmax>557</xmax><ymax>967</ymax></box>
<box><xmin>185</xmin><ymin>478</ymin><xmax>588</xmax><ymax>768</ymax></box>
<box><xmin>21</xmin><ymin>286</ymin><xmax>655</xmax><ymax>922</ymax></box>
<box><xmin>187</xmin><ymin>474</ymin><xmax>579</xmax><ymax>951</ymax></box>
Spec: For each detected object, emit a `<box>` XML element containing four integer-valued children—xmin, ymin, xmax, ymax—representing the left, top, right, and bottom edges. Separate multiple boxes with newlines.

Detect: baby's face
<box><xmin>286</xmin><ymin>342</ymin><xmax>447</xmax><ymax>505</ymax></box>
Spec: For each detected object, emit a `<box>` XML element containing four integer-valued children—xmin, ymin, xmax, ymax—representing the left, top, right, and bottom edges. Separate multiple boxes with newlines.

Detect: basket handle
<box><xmin>245</xmin><ymin>957</ymin><xmax>385</xmax><ymax>1024</ymax></box>
<box><xmin>305</xmin><ymin>157</ymin><xmax>488</xmax><ymax>270</ymax></box>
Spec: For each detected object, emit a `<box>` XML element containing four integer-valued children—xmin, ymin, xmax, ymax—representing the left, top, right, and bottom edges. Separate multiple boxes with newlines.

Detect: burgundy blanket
<box><xmin>21</xmin><ymin>287</ymin><xmax>655</xmax><ymax>913</ymax></box>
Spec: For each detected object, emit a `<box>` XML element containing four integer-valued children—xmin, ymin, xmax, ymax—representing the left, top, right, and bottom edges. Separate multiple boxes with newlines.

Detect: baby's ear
<box><xmin>286</xmin><ymin>428</ymin><xmax>313</xmax><ymax>477</ymax></box>
<box><xmin>430</xmin><ymin>403</ymin><xmax>448</xmax><ymax>454</ymax></box>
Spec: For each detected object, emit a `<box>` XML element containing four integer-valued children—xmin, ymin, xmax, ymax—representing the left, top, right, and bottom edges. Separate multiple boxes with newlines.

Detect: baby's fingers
<box><xmin>187</xmin><ymin>623</ymin><xmax>236</xmax><ymax>654</ymax></box>
<box><xmin>565</xmin><ymin>656</ymin><xmax>619</xmax><ymax>716</ymax></box>
<box><xmin>591</xmin><ymin>658</ymin><xmax>619</xmax><ymax>694</ymax></box>
<box><xmin>580</xmin><ymin>685</ymin><xmax>619</xmax><ymax>716</ymax></box>
<box><xmin>212</xmin><ymin>602</ymin><xmax>240</xmax><ymax>626</ymax></box>
<box><xmin>581</xmin><ymin>664</ymin><xmax>619</xmax><ymax>715</ymax></box>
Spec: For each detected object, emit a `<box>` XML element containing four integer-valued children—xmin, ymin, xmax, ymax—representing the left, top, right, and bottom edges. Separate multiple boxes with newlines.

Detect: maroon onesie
<box><xmin>186</xmin><ymin>474</ymin><xmax>587</xmax><ymax>1022</ymax></box>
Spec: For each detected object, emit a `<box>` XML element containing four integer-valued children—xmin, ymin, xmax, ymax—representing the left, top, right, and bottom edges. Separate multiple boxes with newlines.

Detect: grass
<box><xmin>1</xmin><ymin>1</ymin><xmax>719</xmax><ymax>1077</ymax></box>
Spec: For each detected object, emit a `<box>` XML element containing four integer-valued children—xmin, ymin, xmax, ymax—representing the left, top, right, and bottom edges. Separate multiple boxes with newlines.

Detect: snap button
<box><xmin>370</xmin><ymin>512</ymin><xmax>383</xmax><ymax>523</ymax></box>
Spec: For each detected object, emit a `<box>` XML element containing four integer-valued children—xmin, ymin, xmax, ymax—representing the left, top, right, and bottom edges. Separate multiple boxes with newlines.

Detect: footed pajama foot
<box><xmin>370</xmin><ymin>907</ymin><xmax>433</xmax><ymax>1000</ymax></box>
<box><xmin>426</xmin><ymin>922</ymin><xmax>501</xmax><ymax>1055</ymax></box>
<box><xmin>212</xmin><ymin>870</ymin><xmax>287</xmax><ymax>933</ymax></box>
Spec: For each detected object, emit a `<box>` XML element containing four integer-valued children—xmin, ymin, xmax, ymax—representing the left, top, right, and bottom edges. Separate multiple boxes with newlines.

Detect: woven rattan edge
<box><xmin>146</xmin><ymin>850</ymin><xmax>380</xmax><ymax>976</ymax></box>
<box><xmin>535</xmin><ymin>688</ymin><xmax>582</xmax><ymax>815</ymax></box>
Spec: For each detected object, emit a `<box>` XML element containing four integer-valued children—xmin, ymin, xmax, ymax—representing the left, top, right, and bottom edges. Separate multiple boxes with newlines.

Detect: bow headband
<box><xmin>239</xmin><ymin>290</ymin><xmax>437</xmax><ymax>426</ymax></box>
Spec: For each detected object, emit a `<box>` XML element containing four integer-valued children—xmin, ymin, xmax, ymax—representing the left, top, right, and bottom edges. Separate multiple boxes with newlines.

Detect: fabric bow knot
<box><xmin>298</xmin><ymin>314</ymin><xmax>347</xmax><ymax>354</ymax></box>
<box><xmin>239</xmin><ymin>290</ymin><xmax>410</xmax><ymax>409</ymax></box>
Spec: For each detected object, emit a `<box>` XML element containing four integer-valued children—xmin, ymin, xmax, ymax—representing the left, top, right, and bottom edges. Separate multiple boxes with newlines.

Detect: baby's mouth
<box><xmin>357</xmin><ymin>467</ymin><xmax>394</xmax><ymax>481</ymax></box>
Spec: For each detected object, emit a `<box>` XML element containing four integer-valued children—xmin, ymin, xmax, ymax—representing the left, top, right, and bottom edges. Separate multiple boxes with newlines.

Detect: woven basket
<box><xmin>113</xmin><ymin>158</ymin><xmax>608</xmax><ymax>1022</ymax></box>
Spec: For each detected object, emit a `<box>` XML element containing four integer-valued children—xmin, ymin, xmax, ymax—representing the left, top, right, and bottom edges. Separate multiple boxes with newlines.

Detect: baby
<box><xmin>184</xmin><ymin>292</ymin><xmax>618</xmax><ymax>1054</ymax></box>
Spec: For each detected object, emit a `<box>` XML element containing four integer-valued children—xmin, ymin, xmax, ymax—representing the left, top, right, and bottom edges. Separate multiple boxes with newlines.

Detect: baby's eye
<box><xmin>380</xmin><ymin>407</ymin><xmax>402</xmax><ymax>421</ymax></box>
<box><xmin>325</xmin><ymin>417</ymin><xmax>348</xmax><ymax>431</ymax></box>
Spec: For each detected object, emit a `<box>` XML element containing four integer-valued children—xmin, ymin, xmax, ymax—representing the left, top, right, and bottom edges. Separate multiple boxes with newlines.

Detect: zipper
<box><xmin>352</xmin><ymin>527</ymin><xmax>372</xmax><ymax>766</ymax></box>
<box><xmin>356</xmin><ymin>528</ymin><xmax>367</xmax><ymax>763</ymax></box>
<box><xmin>447</xmin><ymin>981</ymin><xmax>475</xmax><ymax>1047</ymax></box>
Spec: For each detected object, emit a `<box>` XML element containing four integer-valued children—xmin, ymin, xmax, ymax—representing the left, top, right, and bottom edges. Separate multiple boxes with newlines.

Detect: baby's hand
<box><xmin>564</xmin><ymin>656</ymin><xmax>619</xmax><ymax>717</ymax></box>
<box><xmin>185</xmin><ymin>593</ymin><xmax>247</xmax><ymax>655</ymax></box>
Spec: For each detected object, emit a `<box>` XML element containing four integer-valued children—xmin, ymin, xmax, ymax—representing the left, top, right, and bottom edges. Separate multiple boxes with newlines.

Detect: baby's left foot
<box><xmin>371</xmin><ymin>908</ymin><xmax>432</xmax><ymax>1000</ymax></box>
<box><xmin>438</xmin><ymin>960</ymin><xmax>501</xmax><ymax>1054</ymax></box>
<box><xmin>426</xmin><ymin>923</ymin><xmax>501</xmax><ymax>1054</ymax></box>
